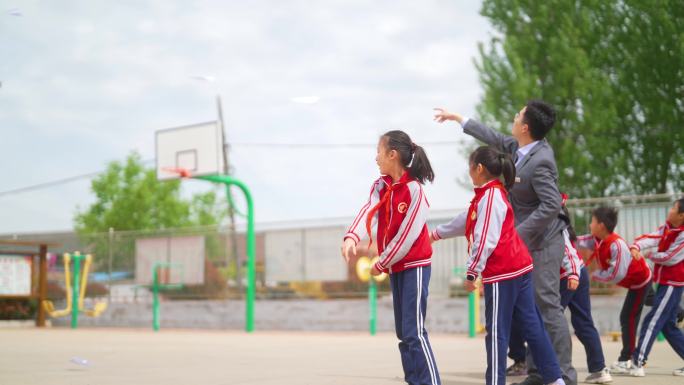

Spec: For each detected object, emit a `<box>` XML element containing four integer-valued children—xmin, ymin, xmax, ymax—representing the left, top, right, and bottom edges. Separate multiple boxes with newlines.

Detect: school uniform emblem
<box><xmin>397</xmin><ymin>202</ymin><xmax>408</xmax><ymax>213</ymax></box>
<box><xmin>471</xmin><ymin>211</ymin><xmax>477</xmax><ymax>221</ymax></box>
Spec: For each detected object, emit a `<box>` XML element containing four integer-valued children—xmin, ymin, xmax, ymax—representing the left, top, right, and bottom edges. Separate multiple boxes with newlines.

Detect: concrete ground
<box><xmin>1</xmin><ymin>328</ymin><xmax>682</xmax><ymax>385</ymax></box>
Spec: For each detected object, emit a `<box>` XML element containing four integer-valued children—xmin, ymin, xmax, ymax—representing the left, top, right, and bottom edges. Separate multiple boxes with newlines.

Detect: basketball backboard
<box><xmin>135</xmin><ymin>236</ymin><xmax>205</xmax><ymax>285</ymax></box>
<box><xmin>155</xmin><ymin>121</ymin><xmax>226</xmax><ymax>180</ymax></box>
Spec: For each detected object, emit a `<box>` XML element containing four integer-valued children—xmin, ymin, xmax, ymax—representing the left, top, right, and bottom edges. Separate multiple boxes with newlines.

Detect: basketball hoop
<box><xmin>155</xmin><ymin>122</ymin><xmax>226</xmax><ymax>181</ymax></box>
<box><xmin>161</xmin><ymin>167</ymin><xmax>192</xmax><ymax>179</ymax></box>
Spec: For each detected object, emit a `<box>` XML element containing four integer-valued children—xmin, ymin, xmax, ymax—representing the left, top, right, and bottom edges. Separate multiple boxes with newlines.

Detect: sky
<box><xmin>0</xmin><ymin>0</ymin><xmax>495</xmax><ymax>234</ymax></box>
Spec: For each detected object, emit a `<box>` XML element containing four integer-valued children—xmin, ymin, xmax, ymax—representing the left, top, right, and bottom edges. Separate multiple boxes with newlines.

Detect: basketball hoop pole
<box><xmin>194</xmin><ymin>174</ymin><xmax>256</xmax><ymax>333</ymax></box>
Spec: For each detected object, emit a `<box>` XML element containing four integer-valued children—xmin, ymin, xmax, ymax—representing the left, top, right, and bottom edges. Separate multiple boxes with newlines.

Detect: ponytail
<box><xmin>499</xmin><ymin>153</ymin><xmax>515</xmax><ymax>190</ymax></box>
<box><xmin>469</xmin><ymin>146</ymin><xmax>516</xmax><ymax>189</ymax></box>
<box><xmin>382</xmin><ymin>130</ymin><xmax>434</xmax><ymax>184</ymax></box>
<box><xmin>408</xmin><ymin>144</ymin><xmax>434</xmax><ymax>184</ymax></box>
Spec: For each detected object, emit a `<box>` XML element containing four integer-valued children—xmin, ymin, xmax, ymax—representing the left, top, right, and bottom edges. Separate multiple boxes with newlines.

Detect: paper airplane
<box><xmin>189</xmin><ymin>75</ymin><xmax>216</xmax><ymax>82</ymax></box>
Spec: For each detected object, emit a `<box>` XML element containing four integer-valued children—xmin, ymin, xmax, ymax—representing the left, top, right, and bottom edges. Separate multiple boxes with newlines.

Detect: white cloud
<box><xmin>0</xmin><ymin>0</ymin><xmax>492</xmax><ymax>233</ymax></box>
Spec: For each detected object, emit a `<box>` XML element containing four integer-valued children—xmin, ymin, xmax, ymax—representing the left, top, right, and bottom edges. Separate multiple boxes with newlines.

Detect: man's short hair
<box><xmin>676</xmin><ymin>197</ymin><xmax>684</xmax><ymax>214</ymax></box>
<box><xmin>592</xmin><ymin>206</ymin><xmax>618</xmax><ymax>233</ymax></box>
<box><xmin>524</xmin><ymin>100</ymin><xmax>556</xmax><ymax>140</ymax></box>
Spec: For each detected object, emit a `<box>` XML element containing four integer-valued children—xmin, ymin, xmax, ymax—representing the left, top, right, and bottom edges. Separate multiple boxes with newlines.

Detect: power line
<box><xmin>0</xmin><ymin>140</ymin><xmax>462</xmax><ymax>197</ymax></box>
<box><xmin>0</xmin><ymin>159</ymin><xmax>155</xmax><ymax>198</ymax></box>
<box><xmin>229</xmin><ymin>141</ymin><xmax>460</xmax><ymax>148</ymax></box>
<box><xmin>0</xmin><ymin>171</ymin><xmax>103</xmax><ymax>197</ymax></box>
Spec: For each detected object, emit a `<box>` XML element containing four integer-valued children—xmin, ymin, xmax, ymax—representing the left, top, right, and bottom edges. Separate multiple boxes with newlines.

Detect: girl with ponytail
<box><xmin>431</xmin><ymin>145</ymin><xmax>566</xmax><ymax>385</ymax></box>
<box><xmin>341</xmin><ymin>130</ymin><xmax>441</xmax><ymax>385</ymax></box>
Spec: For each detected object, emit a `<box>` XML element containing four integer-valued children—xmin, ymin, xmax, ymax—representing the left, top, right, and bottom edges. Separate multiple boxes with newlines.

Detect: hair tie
<box><xmin>407</xmin><ymin>144</ymin><xmax>417</xmax><ymax>167</ymax></box>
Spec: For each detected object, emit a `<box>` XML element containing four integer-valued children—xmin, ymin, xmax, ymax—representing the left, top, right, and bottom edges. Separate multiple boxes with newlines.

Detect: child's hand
<box><xmin>370</xmin><ymin>265</ymin><xmax>381</xmax><ymax>276</ymax></box>
<box><xmin>464</xmin><ymin>279</ymin><xmax>477</xmax><ymax>292</ymax></box>
<box><xmin>567</xmin><ymin>278</ymin><xmax>579</xmax><ymax>291</ymax></box>
<box><xmin>630</xmin><ymin>248</ymin><xmax>643</xmax><ymax>260</ymax></box>
<box><xmin>340</xmin><ymin>238</ymin><xmax>356</xmax><ymax>263</ymax></box>
<box><xmin>433</xmin><ymin>108</ymin><xmax>463</xmax><ymax>123</ymax></box>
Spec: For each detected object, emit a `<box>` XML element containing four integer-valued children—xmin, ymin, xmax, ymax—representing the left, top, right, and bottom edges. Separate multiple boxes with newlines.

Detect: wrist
<box><xmin>343</xmin><ymin>234</ymin><xmax>359</xmax><ymax>245</ymax></box>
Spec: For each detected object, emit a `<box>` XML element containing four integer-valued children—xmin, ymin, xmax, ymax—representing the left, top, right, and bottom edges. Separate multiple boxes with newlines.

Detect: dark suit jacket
<box><xmin>464</xmin><ymin>119</ymin><xmax>564</xmax><ymax>251</ymax></box>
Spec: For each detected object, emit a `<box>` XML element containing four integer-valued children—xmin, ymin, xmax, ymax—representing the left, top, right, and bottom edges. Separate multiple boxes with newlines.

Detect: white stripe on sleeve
<box><xmin>466</xmin><ymin>188</ymin><xmax>507</xmax><ymax>277</ymax></box>
<box><xmin>592</xmin><ymin>239</ymin><xmax>631</xmax><ymax>284</ymax></box>
<box><xmin>633</xmin><ymin>226</ymin><xmax>665</xmax><ymax>252</ymax></box>
<box><xmin>561</xmin><ymin>229</ymin><xmax>582</xmax><ymax>278</ymax></box>
<box><xmin>647</xmin><ymin>232</ymin><xmax>684</xmax><ymax>266</ymax></box>
<box><xmin>378</xmin><ymin>182</ymin><xmax>428</xmax><ymax>269</ymax></box>
<box><xmin>344</xmin><ymin>179</ymin><xmax>382</xmax><ymax>244</ymax></box>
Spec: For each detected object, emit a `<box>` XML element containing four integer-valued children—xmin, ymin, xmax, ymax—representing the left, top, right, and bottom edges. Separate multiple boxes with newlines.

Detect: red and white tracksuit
<box><xmin>344</xmin><ymin>171</ymin><xmax>441</xmax><ymax>385</ymax></box>
<box><xmin>560</xmin><ymin>229</ymin><xmax>584</xmax><ymax>281</ymax></box>
<box><xmin>631</xmin><ymin>222</ymin><xmax>684</xmax><ymax>286</ymax></box>
<box><xmin>431</xmin><ymin>179</ymin><xmax>562</xmax><ymax>385</ymax></box>
<box><xmin>577</xmin><ymin>232</ymin><xmax>652</xmax><ymax>362</ymax></box>
<box><xmin>630</xmin><ymin>222</ymin><xmax>684</xmax><ymax>367</ymax></box>
<box><xmin>344</xmin><ymin>172</ymin><xmax>432</xmax><ymax>273</ymax></box>
<box><xmin>577</xmin><ymin>233</ymin><xmax>651</xmax><ymax>289</ymax></box>
<box><xmin>431</xmin><ymin>179</ymin><xmax>533</xmax><ymax>283</ymax></box>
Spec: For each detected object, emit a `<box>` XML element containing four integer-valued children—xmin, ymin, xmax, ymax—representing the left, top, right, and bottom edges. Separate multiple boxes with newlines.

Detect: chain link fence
<box><xmin>0</xmin><ymin>192</ymin><xmax>680</xmax><ymax>330</ymax></box>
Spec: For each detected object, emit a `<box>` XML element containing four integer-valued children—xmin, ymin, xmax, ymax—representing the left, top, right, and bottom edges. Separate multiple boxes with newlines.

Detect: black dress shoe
<box><xmin>511</xmin><ymin>376</ymin><xmax>544</xmax><ymax>385</ymax></box>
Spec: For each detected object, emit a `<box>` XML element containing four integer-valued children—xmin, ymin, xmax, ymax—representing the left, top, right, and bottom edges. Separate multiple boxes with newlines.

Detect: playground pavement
<box><xmin>1</xmin><ymin>328</ymin><xmax>682</xmax><ymax>385</ymax></box>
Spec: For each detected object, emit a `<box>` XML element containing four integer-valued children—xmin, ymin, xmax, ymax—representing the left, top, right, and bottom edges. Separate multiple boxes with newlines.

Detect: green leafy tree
<box><xmin>189</xmin><ymin>189</ymin><xmax>228</xmax><ymax>227</ymax></box>
<box><xmin>74</xmin><ymin>152</ymin><xmax>227</xmax><ymax>270</ymax></box>
<box><xmin>476</xmin><ymin>0</ymin><xmax>683</xmax><ymax>197</ymax></box>
<box><xmin>75</xmin><ymin>152</ymin><xmax>192</xmax><ymax>232</ymax></box>
<box><xmin>606</xmin><ymin>1</ymin><xmax>684</xmax><ymax>193</ymax></box>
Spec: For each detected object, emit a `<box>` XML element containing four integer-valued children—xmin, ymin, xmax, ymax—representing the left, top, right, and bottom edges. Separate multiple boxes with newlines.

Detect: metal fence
<box><xmin>0</xmin><ymin>192</ymin><xmax>680</xmax><ymax>329</ymax></box>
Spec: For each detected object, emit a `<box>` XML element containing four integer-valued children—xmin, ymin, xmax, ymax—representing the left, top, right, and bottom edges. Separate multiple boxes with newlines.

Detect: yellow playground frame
<box><xmin>42</xmin><ymin>252</ymin><xmax>107</xmax><ymax>327</ymax></box>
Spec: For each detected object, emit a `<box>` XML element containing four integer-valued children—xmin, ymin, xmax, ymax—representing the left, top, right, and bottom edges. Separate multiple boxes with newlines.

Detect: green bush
<box><xmin>0</xmin><ymin>299</ymin><xmax>37</xmax><ymax>320</ymax></box>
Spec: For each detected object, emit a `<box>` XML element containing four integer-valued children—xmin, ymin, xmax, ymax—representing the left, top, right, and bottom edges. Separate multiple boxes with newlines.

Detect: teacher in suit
<box><xmin>434</xmin><ymin>101</ymin><xmax>576</xmax><ymax>385</ymax></box>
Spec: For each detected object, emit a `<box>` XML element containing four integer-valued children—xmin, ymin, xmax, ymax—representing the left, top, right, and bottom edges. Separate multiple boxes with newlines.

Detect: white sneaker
<box><xmin>547</xmin><ymin>378</ymin><xmax>566</xmax><ymax>385</ymax></box>
<box><xmin>609</xmin><ymin>360</ymin><xmax>631</xmax><ymax>375</ymax></box>
<box><xmin>674</xmin><ymin>367</ymin><xmax>684</xmax><ymax>376</ymax></box>
<box><xmin>629</xmin><ymin>365</ymin><xmax>645</xmax><ymax>377</ymax></box>
<box><xmin>585</xmin><ymin>367</ymin><xmax>613</xmax><ymax>383</ymax></box>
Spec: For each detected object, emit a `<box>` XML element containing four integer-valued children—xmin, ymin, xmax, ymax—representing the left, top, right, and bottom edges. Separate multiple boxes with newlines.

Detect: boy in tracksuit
<box><xmin>629</xmin><ymin>197</ymin><xmax>684</xmax><ymax>377</ymax></box>
<box><xmin>557</xmin><ymin>204</ymin><xmax>611</xmax><ymax>384</ymax></box>
<box><xmin>431</xmin><ymin>146</ymin><xmax>564</xmax><ymax>385</ymax></box>
<box><xmin>576</xmin><ymin>207</ymin><xmax>652</xmax><ymax>375</ymax></box>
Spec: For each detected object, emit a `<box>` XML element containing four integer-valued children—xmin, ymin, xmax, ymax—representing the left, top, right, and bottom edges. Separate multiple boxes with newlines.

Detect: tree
<box><xmin>189</xmin><ymin>189</ymin><xmax>228</xmax><ymax>227</ymax></box>
<box><xmin>475</xmin><ymin>0</ymin><xmax>683</xmax><ymax>197</ymax></box>
<box><xmin>74</xmin><ymin>152</ymin><xmax>227</xmax><ymax>270</ymax></box>
<box><xmin>607</xmin><ymin>1</ymin><xmax>684</xmax><ymax>193</ymax></box>
<box><xmin>74</xmin><ymin>152</ymin><xmax>193</xmax><ymax>233</ymax></box>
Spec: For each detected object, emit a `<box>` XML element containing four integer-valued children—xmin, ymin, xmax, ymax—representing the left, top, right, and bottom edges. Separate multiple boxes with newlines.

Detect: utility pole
<box><xmin>216</xmin><ymin>95</ymin><xmax>242</xmax><ymax>292</ymax></box>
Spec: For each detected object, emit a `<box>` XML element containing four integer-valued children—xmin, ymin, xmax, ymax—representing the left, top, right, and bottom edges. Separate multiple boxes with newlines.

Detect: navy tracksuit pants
<box><xmin>509</xmin><ymin>268</ymin><xmax>607</xmax><ymax>373</ymax></box>
<box><xmin>633</xmin><ymin>284</ymin><xmax>684</xmax><ymax>367</ymax></box>
<box><xmin>390</xmin><ymin>266</ymin><xmax>441</xmax><ymax>385</ymax></box>
<box><xmin>559</xmin><ymin>267</ymin><xmax>606</xmax><ymax>373</ymax></box>
<box><xmin>484</xmin><ymin>272</ymin><xmax>561</xmax><ymax>385</ymax></box>
<box><xmin>618</xmin><ymin>282</ymin><xmax>650</xmax><ymax>361</ymax></box>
